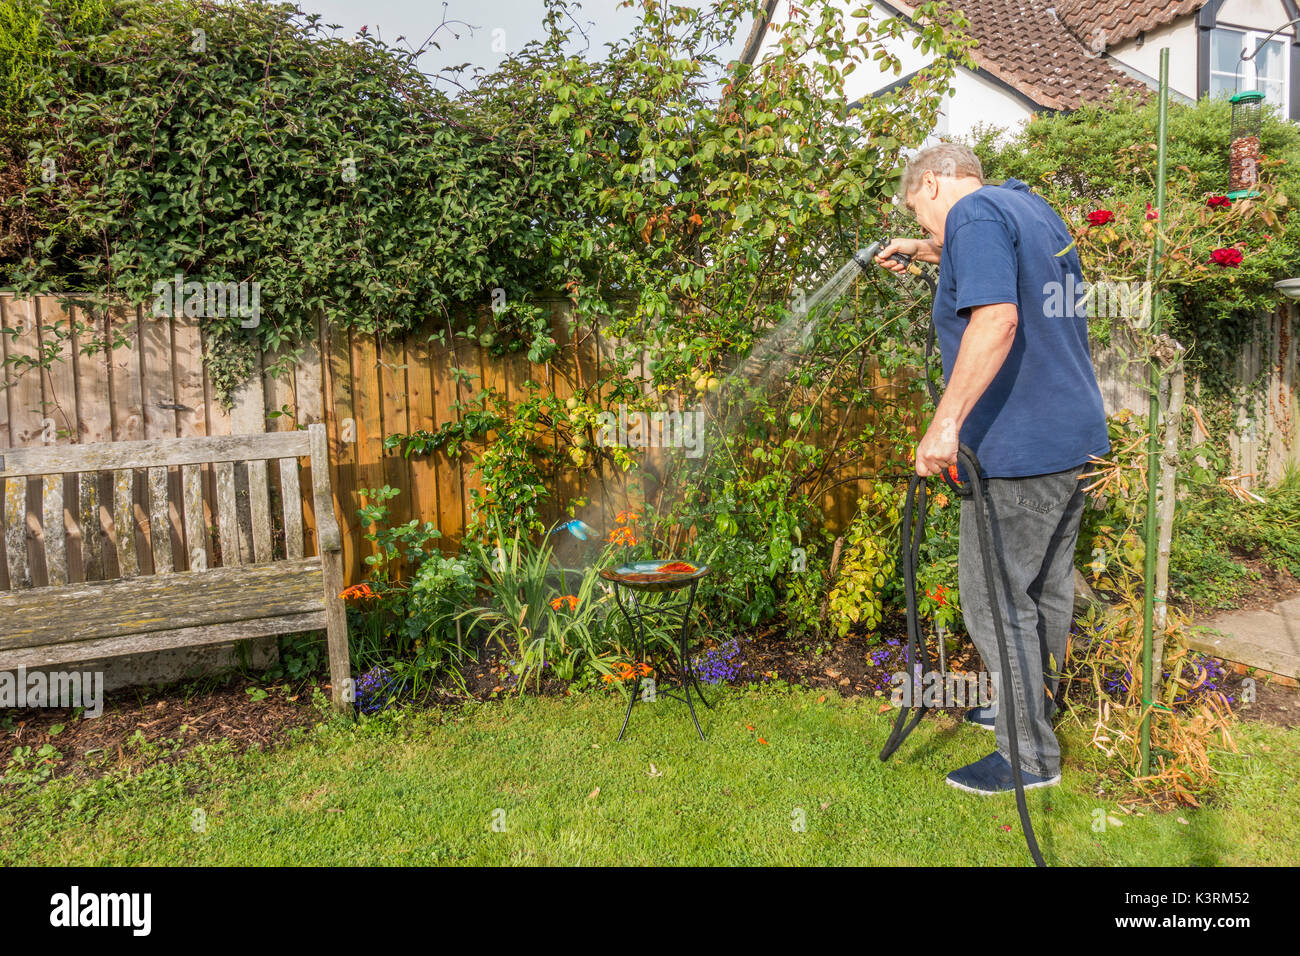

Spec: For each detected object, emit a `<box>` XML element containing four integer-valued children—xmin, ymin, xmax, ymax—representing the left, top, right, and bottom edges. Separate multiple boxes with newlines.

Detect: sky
<box><xmin>291</xmin><ymin>0</ymin><xmax>755</xmax><ymax>88</ymax></box>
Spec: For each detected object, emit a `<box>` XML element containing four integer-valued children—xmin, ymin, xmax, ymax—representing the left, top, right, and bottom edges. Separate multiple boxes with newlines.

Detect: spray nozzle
<box><xmin>853</xmin><ymin>241</ymin><xmax>923</xmax><ymax>276</ymax></box>
<box><xmin>852</xmin><ymin>241</ymin><xmax>883</xmax><ymax>271</ymax></box>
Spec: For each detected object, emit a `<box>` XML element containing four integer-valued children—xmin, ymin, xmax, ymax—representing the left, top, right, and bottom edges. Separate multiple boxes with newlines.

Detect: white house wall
<box><xmin>1218</xmin><ymin>0</ymin><xmax>1296</xmax><ymax>32</ymax></box>
<box><xmin>941</xmin><ymin>70</ymin><xmax>1035</xmax><ymax>142</ymax></box>
<box><xmin>751</xmin><ymin>1</ymin><xmax>1034</xmax><ymax>143</ymax></box>
<box><xmin>1108</xmin><ymin>18</ymin><xmax>1200</xmax><ymax>98</ymax></box>
<box><xmin>1108</xmin><ymin>2</ymin><xmax>1296</xmax><ymax>102</ymax></box>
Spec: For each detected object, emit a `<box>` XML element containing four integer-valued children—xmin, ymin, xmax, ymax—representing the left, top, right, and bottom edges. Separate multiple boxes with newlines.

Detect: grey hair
<box><xmin>898</xmin><ymin>143</ymin><xmax>984</xmax><ymax>199</ymax></box>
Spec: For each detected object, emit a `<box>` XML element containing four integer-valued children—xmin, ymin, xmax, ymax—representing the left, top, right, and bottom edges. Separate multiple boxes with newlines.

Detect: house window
<box><xmin>1209</xmin><ymin>27</ymin><xmax>1289</xmax><ymax>115</ymax></box>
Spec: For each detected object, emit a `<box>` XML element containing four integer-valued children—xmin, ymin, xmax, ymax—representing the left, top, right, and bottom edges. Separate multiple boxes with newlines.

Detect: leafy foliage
<box><xmin>970</xmin><ymin>91</ymin><xmax>1300</xmax><ymax>394</ymax></box>
<box><xmin>3</xmin><ymin>0</ymin><xmax>601</xmax><ymax>396</ymax></box>
<box><xmin>826</xmin><ymin>480</ymin><xmax>899</xmax><ymax>637</ymax></box>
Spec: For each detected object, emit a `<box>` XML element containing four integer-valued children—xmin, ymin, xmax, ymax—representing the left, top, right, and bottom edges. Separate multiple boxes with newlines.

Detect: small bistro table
<box><xmin>599</xmin><ymin>561</ymin><xmax>712</xmax><ymax>741</ymax></box>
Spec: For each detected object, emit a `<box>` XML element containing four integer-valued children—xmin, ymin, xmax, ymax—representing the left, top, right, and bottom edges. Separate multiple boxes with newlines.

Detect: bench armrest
<box><xmin>308</xmin><ymin>423</ymin><xmax>344</xmax><ymax>554</ymax></box>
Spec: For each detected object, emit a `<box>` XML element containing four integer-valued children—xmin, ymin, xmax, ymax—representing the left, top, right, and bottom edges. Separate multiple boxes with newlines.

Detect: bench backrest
<box><xmin>0</xmin><ymin>423</ymin><xmax>338</xmax><ymax>590</ymax></box>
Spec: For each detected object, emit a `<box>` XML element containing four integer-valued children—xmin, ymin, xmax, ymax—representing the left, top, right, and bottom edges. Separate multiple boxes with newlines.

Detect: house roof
<box><xmin>1056</xmin><ymin>1</ymin><xmax>1207</xmax><ymax>49</ymax></box>
<box><xmin>887</xmin><ymin>0</ymin><xmax>1153</xmax><ymax>110</ymax></box>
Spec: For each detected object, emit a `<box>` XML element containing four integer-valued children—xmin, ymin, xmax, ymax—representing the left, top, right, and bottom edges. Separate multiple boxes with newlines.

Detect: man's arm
<box><xmin>915</xmin><ymin>302</ymin><xmax>1019</xmax><ymax>476</ymax></box>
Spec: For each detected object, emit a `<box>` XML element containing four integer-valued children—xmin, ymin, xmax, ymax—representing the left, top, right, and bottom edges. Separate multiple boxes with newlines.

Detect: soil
<box><xmin>1220</xmin><ymin>671</ymin><xmax>1300</xmax><ymax>729</ymax></box>
<box><xmin>1172</xmin><ymin>548</ymin><xmax>1300</xmax><ymax>618</ymax></box>
<box><xmin>0</xmin><ymin>675</ymin><xmax>321</xmax><ymax>787</ymax></box>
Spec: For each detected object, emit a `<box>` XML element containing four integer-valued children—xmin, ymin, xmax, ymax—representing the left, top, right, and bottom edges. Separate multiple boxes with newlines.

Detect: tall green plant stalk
<box><xmin>1141</xmin><ymin>48</ymin><xmax>1171</xmax><ymax>776</ymax></box>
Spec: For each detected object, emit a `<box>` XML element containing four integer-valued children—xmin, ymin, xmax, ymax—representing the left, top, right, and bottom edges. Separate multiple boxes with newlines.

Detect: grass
<box><xmin>2</xmin><ymin>684</ymin><xmax>1297</xmax><ymax>866</ymax></box>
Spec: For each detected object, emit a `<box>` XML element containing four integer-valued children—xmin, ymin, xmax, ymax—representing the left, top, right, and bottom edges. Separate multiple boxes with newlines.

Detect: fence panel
<box><xmin>4</xmin><ymin>294</ymin><xmax>1296</xmax><ymax>585</ymax></box>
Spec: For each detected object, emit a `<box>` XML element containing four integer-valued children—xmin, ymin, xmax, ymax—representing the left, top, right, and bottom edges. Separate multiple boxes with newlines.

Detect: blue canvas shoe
<box><xmin>964</xmin><ymin>704</ymin><xmax>996</xmax><ymax>731</ymax></box>
<box><xmin>945</xmin><ymin>751</ymin><xmax>1061</xmax><ymax>795</ymax></box>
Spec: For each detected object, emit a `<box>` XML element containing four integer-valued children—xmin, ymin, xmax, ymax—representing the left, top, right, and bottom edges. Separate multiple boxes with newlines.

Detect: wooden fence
<box><xmin>2</xmin><ymin>292</ymin><xmax>1296</xmax><ymax>591</ymax></box>
<box><xmin>1093</xmin><ymin>304</ymin><xmax>1300</xmax><ymax>485</ymax></box>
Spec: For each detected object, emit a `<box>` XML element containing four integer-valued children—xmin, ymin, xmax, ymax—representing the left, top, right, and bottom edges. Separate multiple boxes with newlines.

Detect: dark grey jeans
<box><xmin>957</xmin><ymin>463</ymin><xmax>1087</xmax><ymax>776</ymax></box>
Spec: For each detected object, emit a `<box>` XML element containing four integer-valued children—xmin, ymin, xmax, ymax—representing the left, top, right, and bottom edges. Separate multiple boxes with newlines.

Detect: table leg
<box><xmin>614</xmin><ymin>583</ymin><xmax>643</xmax><ymax>742</ymax></box>
<box><xmin>676</xmin><ymin>580</ymin><xmax>707</xmax><ymax>740</ymax></box>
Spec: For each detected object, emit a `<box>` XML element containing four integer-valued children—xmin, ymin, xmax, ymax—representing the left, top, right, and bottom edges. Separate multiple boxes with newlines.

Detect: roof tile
<box><xmin>1056</xmin><ymin>1</ymin><xmax>1207</xmax><ymax>49</ymax></box>
<box><xmin>893</xmin><ymin>0</ymin><xmax>1157</xmax><ymax>110</ymax></box>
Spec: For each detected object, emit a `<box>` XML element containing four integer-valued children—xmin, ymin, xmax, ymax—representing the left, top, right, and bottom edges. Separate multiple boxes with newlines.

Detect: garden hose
<box><xmin>858</xmin><ymin>245</ymin><xmax>1047</xmax><ymax>868</ymax></box>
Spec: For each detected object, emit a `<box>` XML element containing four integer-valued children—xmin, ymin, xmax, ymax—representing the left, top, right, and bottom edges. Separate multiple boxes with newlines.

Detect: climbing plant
<box><xmin>2</xmin><ymin>0</ymin><xmax>979</xmax><ymax>631</ymax></box>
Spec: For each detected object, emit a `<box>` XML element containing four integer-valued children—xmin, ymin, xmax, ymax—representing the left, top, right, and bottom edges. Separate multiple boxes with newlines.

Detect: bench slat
<box><xmin>3</xmin><ymin>477</ymin><xmax>29</xmax><ymax>589</ymax></box>
<box><xmin>215</xmin><ymin>460</ymin><xmax>240</xmax><ymax>566</ymax></box>
<box><xmin>0</xmin><ymin>431</ymin><xmax>312</xmax><ymax>478</ymax></box>
<box><xmin>0</xmin><ymin>611</ymin><xmax>328</xmax><ymax>670</ymax></box>
<box><xmin>112</xmin><ymin>469</ymin><xmax>139</xmax><ymax>578</ymax></box>
<box><xmin>248</xmin><ymin>459</ymin><xmax>272</xmax><ymax>563</ymax></box>
<box><xmin>182</xmin><ymin>464</ymin><xmax>209</xmax><ymax>571</ymax></box>
<box><xmin>147</xmin><ymin>466</ymin><xmax>173</xmax><ymax>574</ymax></box>
<box><xmin>280</xmin><ymin>458</ymin><xmax>304</xmax><ymax>559</ymax></box>
<box><xmin>0</xmin><ymin>557</ymin><xmax>325</xmax><ymax>648</ymax></box>
<box><xmin>77</xmin><ymin>471</ymin><xmax>105</xmax><ymax>581</ymax></box>
<box><xmin>40</xmin><ymin>474</ymin><xmax>67</xmax><ymax>586</ymax></box>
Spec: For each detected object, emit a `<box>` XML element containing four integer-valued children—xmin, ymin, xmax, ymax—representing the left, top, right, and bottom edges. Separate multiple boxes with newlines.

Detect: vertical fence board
<box><xmin>548</xmin><ymin>301</ymin><xmax>578</xmax><ymax>529</ymax></box>
<box><xmin>324</xmin><ymin>322</ymin><xmax>358</xmax><ymax>579</ymax></box>
<box><xmin>466</xmin><ymin>309</ymin><xmax>498</xmax><ymax>537</ymax></box>
<box><xmin>406</xmin><ymin>324</ymin><xmax>440</xmax><ymax>552</ymax></box>
<box><xmin>430</xmin><ymin>330</ymin><xmax>465</xmax><ymax>551</ymax></box>
<box><xmin>378</xmin><ymin>335</ymin><xmax>412</xmax><ymax>577</ymax></box>
<box><xmin>296</xmin><ymin>321</ymin><xmax>325</xmax><ymax>556</ymax></box>
<box><xmin>351</xmin><ymin>331</ymin><xmax>385</xmax><ymax>570</ymax></box>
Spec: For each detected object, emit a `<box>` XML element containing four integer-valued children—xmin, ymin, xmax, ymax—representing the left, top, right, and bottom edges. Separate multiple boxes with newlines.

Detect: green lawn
<box><xmin>3</xmin><ymin>685</ymin><xmax>1297</xmax><ymax>866</ymax></box>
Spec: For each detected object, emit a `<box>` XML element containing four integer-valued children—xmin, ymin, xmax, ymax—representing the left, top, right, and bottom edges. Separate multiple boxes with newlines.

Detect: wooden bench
<box><xmin>0</xmin><ymin>423</ymin><xmax>352</xmax><ymax>712</ymax></box>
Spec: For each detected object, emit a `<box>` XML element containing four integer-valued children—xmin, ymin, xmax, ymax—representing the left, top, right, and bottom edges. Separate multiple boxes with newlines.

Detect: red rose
<box><xmin>1087</xmin><ymin>209</ymin><xmax>1115</xmax><ymax>226</ymax></box>
<box><xmin>1210</xmin><ymin>247</ymin><xmax>1244</xmax><ymax>267</ymax></box>
<box><xmin>1206</xmin><ymin>195</ymin><xmax>1231</xmax><ymax>208</ymax></box>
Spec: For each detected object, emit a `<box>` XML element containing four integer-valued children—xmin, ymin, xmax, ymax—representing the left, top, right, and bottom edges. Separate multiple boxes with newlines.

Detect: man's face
<box><xmin>904</xmin><ymin>170</ymin><xmax>946</xmax><ymax>245</ymax></box>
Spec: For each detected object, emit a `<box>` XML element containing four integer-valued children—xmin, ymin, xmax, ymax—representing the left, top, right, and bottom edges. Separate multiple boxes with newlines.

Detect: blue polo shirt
<box><xmin>933</xmin><ymin>178</ymin><xmax>1110</xmax><ymax>479</ymax></box>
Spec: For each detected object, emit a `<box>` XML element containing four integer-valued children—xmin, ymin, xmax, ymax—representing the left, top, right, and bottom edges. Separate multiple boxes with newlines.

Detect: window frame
<box><xmin>1208</xmin><ymin>24</ymin><xmax>1292</xmax><ymax>115</ymax></box>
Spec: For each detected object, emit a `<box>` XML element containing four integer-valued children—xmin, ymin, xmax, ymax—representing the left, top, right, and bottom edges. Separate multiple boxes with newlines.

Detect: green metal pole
<box><xmin>1140</xmin><ymin>48</ymin><xmax>1170</xmax><ymax>777</ymax></box>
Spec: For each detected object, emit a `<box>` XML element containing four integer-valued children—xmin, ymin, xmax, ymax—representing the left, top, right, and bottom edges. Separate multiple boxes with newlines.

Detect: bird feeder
<box><xmin>1228</xmin><ymin>90</ymin><xmax>1264</xmax><ymax>198</ymax></box>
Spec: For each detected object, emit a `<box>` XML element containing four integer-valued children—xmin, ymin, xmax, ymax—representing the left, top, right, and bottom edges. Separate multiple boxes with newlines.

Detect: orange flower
<box><xmin>340</xmin><ymin>583</ymin><xmax>376</xmax><ymax>601</ymax></box>
<box><xmin>927</xmin><ymin>585</ymin><xmax>949</xmax><ymax>606</ymax></box>
<box><xmin>608</xmin><ymin>526</ymin><xmax>638</xmax><ymax>547</ymax></box>
<box><xmin>550</xmin><ymin>594</ymin><xmax>580</xmax><ymax>612</ymax></box>
<box><xmin>615</xmin><ymin>510</ymin><xmax>641</xmax><ymax>524</ymax></box>
<box><xmin>603</xmin><ymin>660</ymin><xmax>650</xmax><ymax>683</ymax></box>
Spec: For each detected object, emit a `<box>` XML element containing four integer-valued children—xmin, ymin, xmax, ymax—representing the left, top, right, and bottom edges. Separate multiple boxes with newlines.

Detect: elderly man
<box><xmin>875</xmin><ymin>143</ymin><xmax>1110</xmax><ymax>794</ymax></box>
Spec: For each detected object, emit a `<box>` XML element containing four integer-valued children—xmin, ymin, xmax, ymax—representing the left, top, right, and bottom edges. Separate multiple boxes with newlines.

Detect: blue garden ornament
<box><xmin>550</xmin><ymin>519</ymin><xmax>598</xmax><ymax>541</ymax></box>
